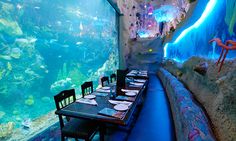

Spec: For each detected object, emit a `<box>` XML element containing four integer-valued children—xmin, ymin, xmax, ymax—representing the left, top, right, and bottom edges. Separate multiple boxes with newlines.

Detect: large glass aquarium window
<box><xmin>0</xmin><ymin>0</ymin><xmax>118</xmax><ymax>138</ymax></box>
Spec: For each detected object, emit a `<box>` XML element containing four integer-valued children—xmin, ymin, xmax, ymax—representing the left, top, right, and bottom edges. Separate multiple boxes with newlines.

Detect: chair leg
<box><xmin>61</xmin><ymin>135</ymin><xmax>65</xmax><ymax>141</ymax></box>
<box><xmin>99</xmin><ymin>124</ymin><xmax>105</xmax><ymax>141</ymax></box>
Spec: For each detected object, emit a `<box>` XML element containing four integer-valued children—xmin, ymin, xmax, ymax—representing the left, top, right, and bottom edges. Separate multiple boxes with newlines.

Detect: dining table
<box><xmin>55</xmin><ymin>70</ymin><xmax>149</xmax><ymax>141</ymax></box>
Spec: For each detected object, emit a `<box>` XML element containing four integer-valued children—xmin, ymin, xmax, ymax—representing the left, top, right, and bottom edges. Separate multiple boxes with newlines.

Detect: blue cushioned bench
<box><xmin>126</xmin><ymin>73</ymin><xmax>175</xmax><ymax>141</ymax></box>
<box><xmin>157</xmin><ymin>68</ymin><xmax>216</xmax><ymax>141</ymax></box>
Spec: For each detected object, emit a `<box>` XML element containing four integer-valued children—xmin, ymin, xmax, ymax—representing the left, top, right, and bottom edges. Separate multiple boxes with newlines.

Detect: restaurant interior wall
<box><xmin>164</xmin><ymin>0</ymin><xmax>236</xmax><ymax>62</ymax></box>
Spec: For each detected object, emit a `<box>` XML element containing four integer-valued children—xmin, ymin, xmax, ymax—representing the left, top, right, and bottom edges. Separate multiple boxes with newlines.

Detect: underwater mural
<box><xmin>164</xmin><ymin>0</ymin><xmax>236</xmax><ymax>62</ymax></box>
<box><xmin>161</xmin><ymin>0</ymin><xmax>236</xmax><ymax>140</ymax></box>
<box><xmin>0</xmin><ymin>0</ymin><xmax>118</xmax><ymax>139</ymax></box>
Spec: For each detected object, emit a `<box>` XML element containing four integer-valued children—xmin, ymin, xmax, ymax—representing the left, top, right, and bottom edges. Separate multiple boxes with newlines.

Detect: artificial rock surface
<box><xmin>162</xmin><ymin>56</ymin><xmax>236</xmax><ymax>141</ymax></box>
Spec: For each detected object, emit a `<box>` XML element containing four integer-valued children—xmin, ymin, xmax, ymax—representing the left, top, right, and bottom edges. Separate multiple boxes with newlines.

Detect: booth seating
<box><xmin>127</xmin><ymin>73</ymin><xmax>175</xmax><ymax>141</ymax></box>
<box><xmin>157</xmin><ymin>68</ymin><xmax>216</xmax><ymax>141</ymax></box>
<box><xmin>108</xmin><ymin>73</ymin><xmax>174</xmax><ymax>141</ymax></box>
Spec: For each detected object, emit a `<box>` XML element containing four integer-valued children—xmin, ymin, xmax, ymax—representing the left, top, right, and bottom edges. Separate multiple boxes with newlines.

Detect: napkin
<box><xmin>76</xmin><ymin>98</ymin><xmax>97</xmax><ymax>106</ymax></box>
<box><xmin>115</xmin><ymin>96</ymin><xmax>135</xmax><ymax>102</ymax></box>
<box><xmin>134</xmin><ymin>79</ymin><xmax>146</xmax><ymax>83</ymax></box>
<box><xmin>98</xmin><ymin>108</ymin><xmax>125</xmax><ymax>119</ymax></box>
<box><xmin>127</xmin><ymin>73</ymin><xmax>136</xmax><ymax>76</ymax></box>
<box><xmin>121</xmin><ymin>89</ymin><xmax>139</xmax><ymax>93</ymax></box>
<box><xmin>96</xmin><ymin>89</ymin><xmax>110</xmax><ymax>93</ymax></box>
<box><xmin>94</xmin><ymin>92</ymin><xmax>108</xmax><ymax>97</ymax></box>
<box><xmin>130</xmin><ymin>82</ymin><xmax>144</xmax><ymax>86</ymax></box>
<box><xmin>108</xmin><ymin>100</ymin><xmax>132</xmax><ymax>107</ymax></box>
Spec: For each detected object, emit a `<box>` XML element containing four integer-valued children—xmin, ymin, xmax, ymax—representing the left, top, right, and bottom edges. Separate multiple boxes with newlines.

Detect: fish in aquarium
<box><xmin>0</xmin><ymin>0</ymin><xmax>118</xmax><ymax>140</ymax></box>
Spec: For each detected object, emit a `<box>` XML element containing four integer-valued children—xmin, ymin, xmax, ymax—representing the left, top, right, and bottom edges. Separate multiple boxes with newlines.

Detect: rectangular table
<box><xmin>56</xmin><ymin>83</ymin><xmax>147</xmax><ymax>122</ymax></box>
<box><xmin>55</xmin><ymin>77</ymin><xmax>148</xmax><ymax>140</ymax></box>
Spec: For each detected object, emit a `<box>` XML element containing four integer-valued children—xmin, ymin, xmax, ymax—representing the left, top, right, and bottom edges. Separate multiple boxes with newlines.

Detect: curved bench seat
<box><xmin>158</xmin><ymin>68</ymin><xmax>216</xmax><ymax>141</ymax></box>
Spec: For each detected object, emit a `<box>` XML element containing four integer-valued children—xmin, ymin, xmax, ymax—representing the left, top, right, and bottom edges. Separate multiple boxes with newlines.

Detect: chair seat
<box><xmin>62</xmin><ymin>118</ymin><xmax>98</xmax><ymax>139</ymax></box>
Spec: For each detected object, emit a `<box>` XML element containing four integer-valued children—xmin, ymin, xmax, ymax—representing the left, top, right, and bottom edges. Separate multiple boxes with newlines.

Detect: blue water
<box><xmin>0</xmin><ymin>0</ymin><xmax>118</xmax><ymax>132</ymax></box>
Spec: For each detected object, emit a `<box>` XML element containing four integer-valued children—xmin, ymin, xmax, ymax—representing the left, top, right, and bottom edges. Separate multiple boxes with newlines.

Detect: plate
<box><xmin>102</xmin><ymin>86</ymin><xmax>110</xmax><ymax>90</ymax></box>
<box><xmin>84</xmin><ymin>95</ymin><xmax>96</xmax><ymax>99</ymax></box>
<box><xmin>114</xmin><ymin>104</ymin><xmax>129</xmax><ymax>111</ymax></box>
<box><xmin>125</xmin><ymin>92</ymin><xmax>136</xmax><ymax>97</ymax></box>
<box><xmin>108</xmin><ymin>100</ymin><xmax>119</xmax><ymax>105</ymax></box>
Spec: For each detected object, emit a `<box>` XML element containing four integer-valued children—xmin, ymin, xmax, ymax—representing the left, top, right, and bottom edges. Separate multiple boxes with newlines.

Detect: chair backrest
<box><xmin>54</xmin><ymin>89</ymin><xmax>76</xmax><ymax>110</ymax></box>
<box><xmin>110</xmin><ymin>73</ymin><xmax>116</xmax><ymax>83</ymax></box>
<box><xmin>101</xmin><ymin>76</ymin><xmax>109</xmax><ymax>87</ymax></box>
<box><xmin>117</xmin><ymin>69</ymin><xmax>128</xmax><ymax>88</ymax></box>
<box><xmin>81</xmin><ymin>81</ymin><xmax>93</xmax><ymax>97</ymax></box>
<box><xmin>54</xmin><ymin>89</ymin><xmax>76</xmax><ymax>129</ymax></box>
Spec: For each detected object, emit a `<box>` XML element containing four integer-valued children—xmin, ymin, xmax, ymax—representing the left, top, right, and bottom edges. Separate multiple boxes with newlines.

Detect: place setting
<box><xmin>76</xmin><ymin>95</ymin><xmax>97</xmax><ymax>106</ymax></box>
<box><xmin>98</xmin><ymin>100</ymin><xmax>131</xmax><ymax>119</ymax></box>
<box><xmin>128</xmin><ymin>81</ymin><xmax>145</xmax><ymax>88</ymax></box>
<box><xmin>125</xmin><ymin>91</ymin><xmax>137</xmax><ymax>96</ymax></box>
<box><xmin>96</xmin><ymin>86</ymin><xmax>111</xmax><ymax>93</ymax></box>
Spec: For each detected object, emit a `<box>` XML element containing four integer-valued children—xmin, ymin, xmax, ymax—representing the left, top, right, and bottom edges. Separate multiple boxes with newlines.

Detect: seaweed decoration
<box><xmin>209</xmin><ymin>38</ymin><xmax>236</xmax><ymax>72</ymax></box>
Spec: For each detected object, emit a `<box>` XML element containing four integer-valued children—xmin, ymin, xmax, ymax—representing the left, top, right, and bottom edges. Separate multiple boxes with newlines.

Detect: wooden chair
<box><xmin>81</xmin><ymin>81</ymin><xmax>93</xmax><ymax>97</ymax></box>
<box><xmin>54</xmin><ymin>89</ymin><xmax>98</xmax><ymax>141</ymax></box>
<box><xmin>101</xmin><ymin>76</ymin><xmax>109</xmax><ymax>87</ymax></box>
<box><xmin>110</xmin><ymin>74</ymin><xmax>116</xmax><ymax>83</ymax></box>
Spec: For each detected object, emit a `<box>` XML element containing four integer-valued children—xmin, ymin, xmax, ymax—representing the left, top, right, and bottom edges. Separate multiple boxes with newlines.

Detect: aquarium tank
<box><xmin>0</xmin><ymin>0</ymin><xmax>118</xmax><ymax>139</ymax></box>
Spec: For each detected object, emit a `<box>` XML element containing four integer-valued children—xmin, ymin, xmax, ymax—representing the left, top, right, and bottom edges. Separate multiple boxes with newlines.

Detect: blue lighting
<box><xmin>163</xmin><ymin>0</ymin><xmax>217</xmax><ymax>57</ymax></box>
<box><xmin>163</xmin><ymin>43</ymin><xmax>168</xmax><ymax>58</ymax></box>
<box><xmin>137</xmin><ymin>30</ymin><xmax>150</xmax><ymax>38</ymax></box>
<box><xmin>153</xmin><ymin>5</ymin><xmax>178</xmax><ymax>22</ymax></box>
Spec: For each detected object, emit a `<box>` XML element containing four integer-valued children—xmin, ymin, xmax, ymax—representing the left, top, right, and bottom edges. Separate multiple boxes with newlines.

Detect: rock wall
<box><xmin>162</xmin><ymin>57</ymin><xmax>236</xmax><ymax>141</ymax></box>
<box><xmin>115</xmin><ymin>0</ymin><xmax>191</xmax><ymax>71</ymax></box>
<box><xmin>158</xmin><ymin>68</ymin><xmax>215</xmax><ymax>141</ymax></box>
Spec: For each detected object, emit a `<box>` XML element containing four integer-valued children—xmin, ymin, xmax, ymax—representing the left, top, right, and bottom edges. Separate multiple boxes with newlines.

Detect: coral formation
<box><xmin>0</xmin><ymin>0</ymin><xmax>118</xmax><ymax>139</ymax></box>
<box><xmin>0</xmin><ymin>122</ymin><xmax>14</xmax><ymax>139</ymax></box>
<box><xmin>24</xmin><ymin>95</ymin><xmax>35</xmax><ymax>106</ymax></box>
<box><xmin>0</xmin><ymin>19</ymin><xmax>23</xmax><ymax>36</ymax></box>
<box><xmin>10</xmin><ymin>48</ymin><xmax>22</xmax><ymax>59</ymax></box>
<box><xmin>50</xmin><ymin>78</ymin><xmax>74</xmax><ymax>94</ymax></box>
<box><xmin>209</xmin><ymin>38</ymin><xmax>236</xmax><ymax>73</ymax></box>
<box><xmin>0</xmin><ymin>111</ymin><xmax>5</xmax><ymax>119</ymax></box>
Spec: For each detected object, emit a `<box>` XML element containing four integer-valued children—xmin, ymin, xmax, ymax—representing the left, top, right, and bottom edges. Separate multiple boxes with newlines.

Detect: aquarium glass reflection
<box><xmin>0</xmin><ymin>0</ymin><xmax>118</xmax><ymax>134</ymax></box>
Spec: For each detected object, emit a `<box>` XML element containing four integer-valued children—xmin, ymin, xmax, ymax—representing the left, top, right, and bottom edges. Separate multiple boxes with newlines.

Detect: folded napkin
<box><xmin>121</xmin><ymin>89</ymin><xmax>139</xmax><ymax>94</ymax></box>
<box><xmin>129</xmin><ymin>85</ymin><xmax>142</xmax><ymax>88</ymax></box>
<box><xmin>108</xmin><ymin>100</ymin><xmax>132</xmax><ymax>107</ymax></box>
<box><xmin>134</xmin><ymin>79</ymin><xmax>146</xmax><ymax>83</ymax></box>
<box><xmin>130</xmin><ymin>70</ymin><xmax>138</xmax><ymax>73</ymax></box>
<box><xmin>76</xmin><ymin>98</ymin><xmax>97</xmax><ymax>106</ymax></box>
<box><xmin>94</xmin><ymin>92</ymin><xmax>108</xmax><ymax>97</ymax></box>
<box><xmin>140</xmin><ymin>70</ymin><xmax>147</xmax><ymax>73</ymax></box>
<box><xmin>115</xmin><ymin>96</ymin><xmax>135</xmax><ymax>102</ymax></box>
<box><xmin>137</xmin><ymin>73</ymin><xmax>147</xmax><ymax>77</ymax></box>
<box><xmin>98</xmin><ymin>108</ymin><xmax>125</xmax><ymax>119</ymax></box>
<box><xmin>96</xmin><ymin>89</ymin><xmax>110</xmax><ymax>93</ymax></box>
<box><xmin>130</xmin><ymin>82</ymin><xmax>144</xmax><ymax>86</ymax></box>
<box><xmin>127</xmin><ymin>73</ymin><xmax>136</xmax><ymax>76</ymax></box>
